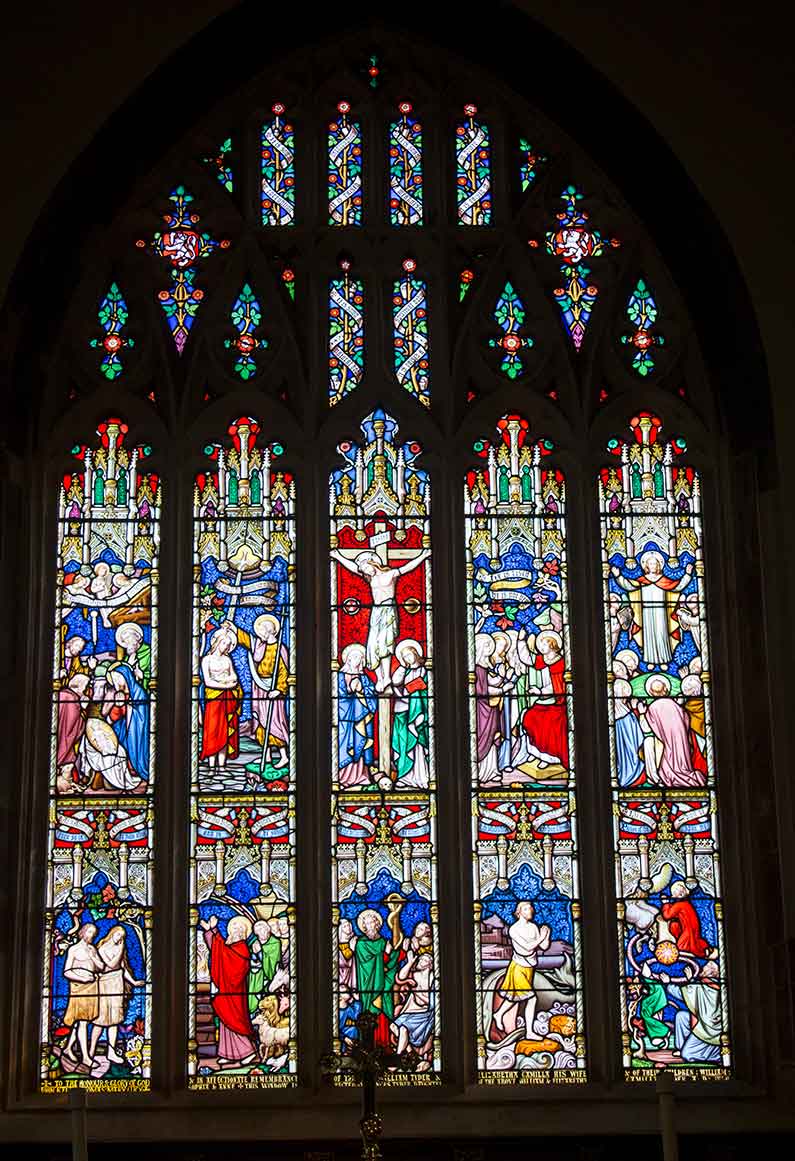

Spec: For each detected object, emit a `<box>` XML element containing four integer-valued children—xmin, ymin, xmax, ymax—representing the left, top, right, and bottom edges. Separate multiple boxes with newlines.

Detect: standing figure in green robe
<box><xmin>353</xmin><ymin>908</ymin><xmax>401</xmax><ymax>1047</ymax></box>
<box><xmin>391</xmin><ymin>640</ymin><xmax>430</xmax><ymax>788</ymax></box>
<box><xmin>247</xmin><ymin>919</ymin><xmax>282</xmax><ymax>1015</ymax></box>
<box><xmin>638</xmin><ymin>961</ymin><xmax>670</xmax><ymax>1047</ymax></box>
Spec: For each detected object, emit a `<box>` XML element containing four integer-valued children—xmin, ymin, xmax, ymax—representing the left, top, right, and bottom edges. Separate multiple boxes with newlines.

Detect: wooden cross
<box><xmin>320</xmin><ymin>1011</ymin><xmax>420</xmax><ymax>1161</ymax></box>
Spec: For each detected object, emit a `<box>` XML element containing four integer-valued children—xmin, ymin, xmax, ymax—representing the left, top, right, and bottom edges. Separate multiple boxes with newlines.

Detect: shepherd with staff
<box><xmin>223</xmin><ymin>613</ymin><xmax>289</xmax><ymax>782</ymax></box>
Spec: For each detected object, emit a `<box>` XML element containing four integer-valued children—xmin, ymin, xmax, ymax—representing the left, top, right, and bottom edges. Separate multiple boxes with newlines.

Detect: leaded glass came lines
<box><xmin>600</xmin><ymin>412</ymin><xmax>731</xmax><ymax>1081</ymax></box>
<box><xmin>329</xmin><ymin>261</ymin><xmax>365</xmax><ymax>406</ymax></box>
<box><xmin>330</xmin><ymin>410</ymin><xmax>441</xmax><ymax>1081</ymax></box>
<box><xmin>261</xmin><ymin>105</ymin><xmax>295</xmax><ymax>226</ymax></box>
<box><xmin>389</xmin><ymin>103</ymin><xmax>423</xmax><ymax>226</ymax></box>
<box><xmin>465</xmin><ymin>415</ymin><xmax>586</xmax><ymax>1083</ymax></box>
<box><xmin>188</xmin><ymin>418</ymin><xmax>297</xmax><ymax>1089</ymax></box>
<box><xmin>42</xmin><ymin>418</ymin><xmax>159</xmax><ymax>1092</ymax></box>
<box><xmin>456</xmin><ymin>104</ymin><xmax>492</xmax><ymax>226</ymax></box>
<box><xmin>392</xmin><ymin>259</ymin><xmax>430</xmax><ymax>407</ymax></box>
<box><xmin>328</xmin><ymin>101</ymin><xmax>363</xmax><ymax>227</ymax></box>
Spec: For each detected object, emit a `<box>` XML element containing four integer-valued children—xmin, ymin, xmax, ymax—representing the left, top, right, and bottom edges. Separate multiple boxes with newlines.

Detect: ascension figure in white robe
<box><xmin>611</xmin><ymin>551</ymin><xmax>693</xmax><ymax>666</ymax></box>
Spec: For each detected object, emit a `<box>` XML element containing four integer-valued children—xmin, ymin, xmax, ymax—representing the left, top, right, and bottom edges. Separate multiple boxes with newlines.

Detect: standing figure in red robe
<box><xmin>200</xmin><ymin>626</ymin><xmax>242</xmax><ymax>768</ymax></box>
<box><xmin>521</xmin><ymin>631</ymin><xmax>569</xmax><ymax>771</ymax></box>
<box><xmin>200</xmin><ymin>914</ymin><xmax>257</xmax><ymax>1066</ymax></box>
<box><xmin>661</xmin><ymin>881</ymin><xmax>711</xmax><ymax>958</ymax></box>
<box><xmin>57</xmin><ymin>673</ymin><xmax>90</xmax><ymax>785</ymax></box>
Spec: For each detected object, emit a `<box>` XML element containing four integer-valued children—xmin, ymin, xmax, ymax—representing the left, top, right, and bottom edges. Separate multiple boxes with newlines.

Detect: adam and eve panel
<box><xmin>43</xmin><ymin>419</ymin><xmax>157</xmax><ymax>1091</ymax></box>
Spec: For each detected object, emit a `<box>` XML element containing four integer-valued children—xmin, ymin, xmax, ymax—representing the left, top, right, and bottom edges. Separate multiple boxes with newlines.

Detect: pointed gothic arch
<box><xmin>0</xmin><ymin>3</ymin><xmax>777</xmax><ymax>1144</ymax></box>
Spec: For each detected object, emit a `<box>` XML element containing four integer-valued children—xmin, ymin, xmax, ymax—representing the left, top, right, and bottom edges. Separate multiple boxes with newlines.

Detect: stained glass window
<box><xmin>600</xmin><ymin>412</ymin><xmax>730</xmax><ymax>1080</ymax></box>
<box><xmin>261</xmin><ymin>105</ymin><xmax>295</xmax><ymax>226</ymax></box>
<box><xmin>42</xmin><ymin>419</ymin><xmax>158</xmax><ymax>1092</ymax></box>
<box><xmin>389</xmin><ymin>102</ymin><xmax>423</xmax><ymax>226</ymax></box>
<box><xmin>329</xmin><ymin>260</ymin><xmax>364</xmax><ymax>406</ymax></box>
<box><xmin>490</xmin><ymin>282</ymin><xmax>533</xmax><ymax>377</ymax></box>
<box><xmin>136</xmin><ymin>186</ymin><xmax>229</xmax><ymax>355</ymax></box>
<box><xmin>542</xmin><ymin>186</ymin><xmax>620</xmax><ymax>351</ymax></box>
<box><xmin>621</xmin><ymin>279</ymin><xmax>664</xmax><ymax>375</ymax></box>
<box><xmin>32</xmin><ymin>68</ymin><xmax>745</xmax><ymax>1105</ymax></box>
<box><xmin>328</xmin><ymin>101</ymin><xmax>363</xmax><ymax>227</ymax></box>
<box><xmin>189</xmin><ymin>418</ymin><xmax>297</xmax><ymax>1089</ymax></box>
<box><xmin>280</xmin><ymin>265</ymin><xmax>296</xmax><ymax>300</ymax></box>
<box><xmin>225</xmin><ymin>283</ymin><xmax>268</xmax><ymax>380</ymax></box>
<box><xmin>90</xmin><ymin>283</ymin><xmax>133</xmax><ymax>380</ymax></box>
<box><xmin>465</xmin><ymin>415</ymin><xmax>585</xmax><ymax>1083</ymax></box>
<box><xmin>456</xmin><ymin>104</ymin><xmax>491</xmax><ymax>226</ymax></box>
<box><xmin>518</xmin><ymin>139</ymin><xmax>546</xmax><ymax>193</ymax></box>
<box><xmin>459</xmin><ymin>267</ymin><xmax>475</xmax><ymax>301</ymax></box>
<box><xmin>203</xmin><ymin>137</ymin><xmax>234</xmax><ymax>194</ymax></box>
<box><xmin>392</xmin><ymin>258</ymin><xmax>430</xmax><ymax>407</ymax></box>
<box><xmin>330</xmin><ymin>410</ymin><xmax>440</xmax><ymax>1081</ymax></box>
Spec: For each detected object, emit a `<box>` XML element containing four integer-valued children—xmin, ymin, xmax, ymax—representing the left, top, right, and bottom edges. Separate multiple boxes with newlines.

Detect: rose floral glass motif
<box><xmin>362</xmin><ymin>53</ymin><xmax>381</xmax><ymax>88</ymax></box>
<box><xmin>90</xmin><ymin>283</ymin><xmax>133</xmax><ymax>380</ymax></box>
<box><xmin>281</xmin><ymin>267</ymin><xmax>296</xmax><ymax>301</ymax></box>
<box><xmin>392</xmin><ymin>258</ymin><xmax>430</xmax><ymax>407</ymax></box>
<box><xmin>329</xmin><ymin>260</ymin><xmax>365</xmax><ymax>406</ymax></box>
<box><xmin>189</xmin><ymin>417</ymin><xmax>297</xmax><ymax>1089</ymax></box>
<box><xmin>600</xmin><ymin>412</ymin><xmax>730</xmax><ymax>1080</ymax></box>
<box><xmin>621</xmin><ymin>279</ymin><xmax>664</xmax><ymax>376</ymax></box>
<box><xmin>261</xmin><ymin>105</ymin><xmax>295</xmax><ymax>226</ymax></box>
<box><xmin>540</xmin><ymin>186</ymin><xmax>620</xmax><ymax>352</ymax></box>
<box><xmin>490</xmin><ymin>282</ymin><xmax>533</xmax><ymax>378</ymax></box>
<box><xmin>225</xmin><ymin>283</ymin><xmax>268</xmax><ymax>380</ymax></box>
<box><xmin>389</xmin><ymin>102</ymin><xmax>423</xmax><ymax>226</ymax></box>
<box><xmin>456</xmin><ymin>105</ymin><xmax>492</xmax><ymax>226</ymax></box>
<box><xmin>330</xmin><ymin>409</ymin><xmax>440</xmax><ymax>1082</ymax></box>
<box><xmin>42</xmin><ymin>418</ymin><xmax>159</xmax><ymax>1092</ymax></box>
<box><xmin>466</xmin><ymin>415</ymin><xmax>586</xmax><ymax>1083</ymax></box>
<box><xmin>136</xmin><ymin>185</ymin><xmax>229</xmax><ymax>355</ymax></box>
<box><xmin>519</xmin><ymin>139</ymin><xmax>546</xmax><ymax>193</ymax></box>
<box><xmin>328</xmin><ymin>101</ymin><xmax>363</xmax><ymax>227</ymax></box>
<box><xmin>203</xmin><ymin>137</ymin><xmax>234</xmax><ymax>194</ymax></box>
<box><xmin>459</xmin><ymin>268</ymin><xmax>475</xmax><ymax>302</ymax></box>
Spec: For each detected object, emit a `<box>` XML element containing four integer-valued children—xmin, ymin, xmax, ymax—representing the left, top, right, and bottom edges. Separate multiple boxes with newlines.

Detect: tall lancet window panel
<box><xmin>329</xmin><ymin>259</ymin><xmax>365</xmax><ymax>407</ymax></box>
<box><xmin>261</xmin><ymin>103</ymin><xmax>295</xmax><ymax>226</ymax></box>
<box><xmin>189</xmin><ymin>417</ymin><xmax>297</xmax><ymax>1090</ymax></box>
<box><xmin>43</xmin><ymin>418</ymin><xmax>159</xmax><ymax>1092</ymax></box>
<box><xmin>328</xmin><ymin>101</ymin><xmax>363</xmax><ymax>227</ymax></box>
<box><xmin>389</xmin><ymin>102</ymin><xmax>423</xmax><ymax>226</ymax></box>
<box><xmin>600</xmin><ymin>412</ymin><xmax>731</xmax><ymax>1081</ymax></box>
<box><xmin>466</xmin><ymin>415</ymin><xmax>585</xmax><ymax>1084</ymax></box>
<box><xmin>456</xmin><ymin>104</ymin><xmax>492</xmax><ymax>226</ymax></box>
<box><xmin>330</xmin><ymin>410</ymin><xmax>440</xmax><ymax>1083</ymax></box>
<box><xmin>392</xmin><ymin>258</ymin><xmax>430</xmax><ymax>408</ymax></box>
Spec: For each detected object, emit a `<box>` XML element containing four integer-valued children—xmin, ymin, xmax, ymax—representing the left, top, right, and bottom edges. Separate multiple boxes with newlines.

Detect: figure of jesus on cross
<box><xmin>332</xmin><ymin>533</ymin><xmax>430</xmax><ymax>784</ymax></box>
